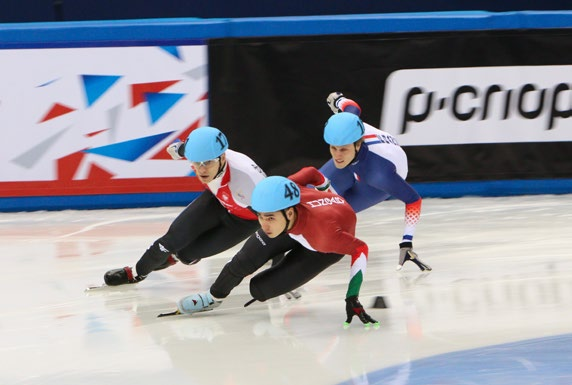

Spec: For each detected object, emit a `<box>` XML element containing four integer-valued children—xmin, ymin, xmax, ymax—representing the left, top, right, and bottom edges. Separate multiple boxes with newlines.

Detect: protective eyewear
<box><xmin>191</xmin><ymin>157</ymin><xmax>220</xmax><ymax>168</ymax></box>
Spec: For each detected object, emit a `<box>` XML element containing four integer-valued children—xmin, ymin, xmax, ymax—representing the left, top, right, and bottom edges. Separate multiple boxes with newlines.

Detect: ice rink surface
<box><xmin>1</xmin><ymin>194</ymin><xmax>572</xmax><ymax>385</ymax></box>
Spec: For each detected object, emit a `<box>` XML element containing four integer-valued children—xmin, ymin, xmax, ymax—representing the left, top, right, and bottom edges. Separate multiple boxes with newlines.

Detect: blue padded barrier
<box><xmin>1</xmin><ymin>11</ymin><xmax>571</xmax><ymax>49</ymax></box>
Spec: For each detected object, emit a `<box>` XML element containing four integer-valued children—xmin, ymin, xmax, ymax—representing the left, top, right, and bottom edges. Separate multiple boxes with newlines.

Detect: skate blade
<box><xmin>289</xmin><ymin>290</ymin><xmax>302</xmax><ymax>299</ymax></box>
<box><xmin>157</xmin><ymin>310</ymin><xmax>181</xmax><ymax>318</ymax></box>
<box><xmin>85</xmin><ymin>284</ymin><xmax>108</xmax><ymax>292</ymax></box>
<box><xmin>412</xmin><ymin>259</ymin><xmax>432</xmax><ymax>271</ymax></box>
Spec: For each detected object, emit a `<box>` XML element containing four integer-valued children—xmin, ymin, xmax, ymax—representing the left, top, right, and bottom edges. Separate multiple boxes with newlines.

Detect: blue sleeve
<box><xmin>342</xmin><ymin>183</ymin><xmax>391</xmax><ymax>212</ymax></box>
<box><xmin>364</xmin><ymin>156</ymin><xmax>420</xmax><ymax>204</ymax></box>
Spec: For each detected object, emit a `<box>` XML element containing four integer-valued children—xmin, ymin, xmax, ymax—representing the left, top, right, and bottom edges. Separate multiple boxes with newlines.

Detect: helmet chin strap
<box><xmin>214</xmin><ymin>156</ymin><xmax>225</xmax><ymax>178</ymax></box>
<box><xmin>279</xmin><ymin>207</ymin><xmax>296</xmax><ymax>235</ymax></box>
<box><xmin>349</xmin><ymin>143</ymin><xmax>360</xmax><ymax>164</ymax></box>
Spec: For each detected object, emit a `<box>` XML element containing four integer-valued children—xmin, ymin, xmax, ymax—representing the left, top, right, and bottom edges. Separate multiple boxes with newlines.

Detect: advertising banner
<box><xmin>0</xmin><ymin>45</ymin><xmax>208</xmax><ymax>201</ymax></box>
<box><xmin>383</xmin><ymin>65</ymin><xmax>572</xmax><ymax>146</ymax></box>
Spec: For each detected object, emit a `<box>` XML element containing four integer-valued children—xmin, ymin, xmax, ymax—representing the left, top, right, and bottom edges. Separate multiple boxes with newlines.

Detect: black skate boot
<box><xmin>104</xmin><ymin>266</ymin><xmax>146</xmax><ymax>286</ymax></box>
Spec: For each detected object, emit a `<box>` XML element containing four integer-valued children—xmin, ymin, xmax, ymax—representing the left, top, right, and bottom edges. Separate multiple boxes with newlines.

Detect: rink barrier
<box><xmin>414</xmin><ymin>179</ymin><xmax>572</xmax><ymax>199</ymax></box>
<box><xmin>2</xmin><ymin>11</ymin><xmax>572</xmax><ymax>47</ymax></box>
<box><xmin>0</xmin><ymin>192</ymin><xmax>201</xmax><ymax>212</ymax></box>
<box><xmin>4</xmin><ymin>0</ymin><xmax>572</xmax><ymax>23</ymax></box>
<box><xmin>2</xmin><ymin>179</ymin><xmax>572</xmax><ymax>212</ymax></box>
<box><xmin>1</xmin><ymin>11</ymin><xmax>572</xmax><ymax>211</ymax></box>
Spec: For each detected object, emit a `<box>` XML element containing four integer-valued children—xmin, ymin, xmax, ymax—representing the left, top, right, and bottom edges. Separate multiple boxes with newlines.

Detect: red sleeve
<box><xmin>329</xmin><ymin>229</ymin><xmax>368</xmax><ymax>257</ymax></box>
<box><xmin>288</xmin><ymin>167</ymin><xmax>327</xmax><ymax>187</ymax></box>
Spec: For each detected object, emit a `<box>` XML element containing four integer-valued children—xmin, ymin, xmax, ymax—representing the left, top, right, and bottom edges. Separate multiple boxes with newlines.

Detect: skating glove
<box><xmin>315</xmin><ymin>177</ymin><xmax>332</xmax><ymax>192</ymax></box>
<box><xmin>327</xmin><ymin>92</ymin><xmax>345</xmax><ymax>114</ymax></box>
<box><xmin>344</xmin><ymin>296</ymin><xmax>379</xmax><ymax>328</ymax></box>
<box><xmin>166</xmin><ymin>139</ymin><xmax>185</xmax><ymax>160</ymax></box>
<box><xmin>396</xmin><ymin>242</ymin><xmax>432</xmax><ymax>271</ymax></box>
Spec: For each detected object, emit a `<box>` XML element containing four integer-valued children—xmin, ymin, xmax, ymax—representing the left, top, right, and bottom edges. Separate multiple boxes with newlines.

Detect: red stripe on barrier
<box><xmin>0</xmin><ymin>177</ymin><xmax>204</xmax><ymax>197</ymax></box>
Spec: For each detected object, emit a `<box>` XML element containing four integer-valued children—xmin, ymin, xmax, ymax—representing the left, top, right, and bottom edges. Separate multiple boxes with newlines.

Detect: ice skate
<box><xmin>177</xmin><ymin>291</ymin><xmax>222</xmax><ymax>315</ymax></box>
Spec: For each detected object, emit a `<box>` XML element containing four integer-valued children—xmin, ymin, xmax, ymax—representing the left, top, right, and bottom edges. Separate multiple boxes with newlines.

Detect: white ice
<box><xmin>1</xmin><ymin>194</ymin><xmax>571</xmax><ymax>385</ymax></box>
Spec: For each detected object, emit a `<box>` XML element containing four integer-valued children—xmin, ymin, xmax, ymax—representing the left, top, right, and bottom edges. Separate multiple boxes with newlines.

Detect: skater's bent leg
<box><xmin>159</xmin><ymin>191</ymin><xmax>225</xmax><ymax>255</ymax></box>
<box><xmin>210</xmin><ymin>231</ymin><xmax>297</xmax><ymax>299</ymax></box>
<box><xmin>105</xmin><ymin>192</ymin><xmax>222</xmax><ymax>285</ymax></box>
<box><xmin>176</xmin><ymin>215</ymin><xmax>260</xmax><ymax>264</ymax></box>
<box><xmin>250</xmin><ymin>248</ymin><xmax>343</xmax><ymax>301</ymax></box>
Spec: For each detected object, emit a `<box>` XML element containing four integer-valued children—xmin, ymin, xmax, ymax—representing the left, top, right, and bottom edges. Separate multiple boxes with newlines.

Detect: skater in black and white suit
<box><xmin>103</xmin><ymin>126</ymin><xmax>266</xmax><ymax>286</ymax></box>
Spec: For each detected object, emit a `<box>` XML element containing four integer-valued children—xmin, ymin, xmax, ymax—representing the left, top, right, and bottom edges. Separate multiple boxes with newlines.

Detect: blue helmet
<box><xmin>251</xmin><ymin>176</ymin><xmax>301</xmax><ymax>213</ymax></box>
<box><xmin>323</xmin><ymin>112</ymin><xmax>365</xmax><ymax>146</ymax></box>
<box><xmin>184</xmin><ymin>126</ymin><xmax>229</xmax><ymax>162</ymax></box>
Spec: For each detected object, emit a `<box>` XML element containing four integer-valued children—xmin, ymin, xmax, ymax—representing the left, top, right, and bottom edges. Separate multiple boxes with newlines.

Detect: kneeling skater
<box><xmin>176</xmin><ymin>175</ymin><xmax>379</xmax><ymax>327</ymax></box>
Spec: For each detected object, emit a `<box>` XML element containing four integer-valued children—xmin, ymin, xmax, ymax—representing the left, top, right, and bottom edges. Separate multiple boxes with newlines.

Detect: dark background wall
<box><xmin>1</xmin><ymin>0</ymin><xmax>571</xmax><ymax>23</ymax></box>
<box><xmin>208</xmin><ymin>29</ymin><xmax>572</xmax><ymax>182</ymax></box>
